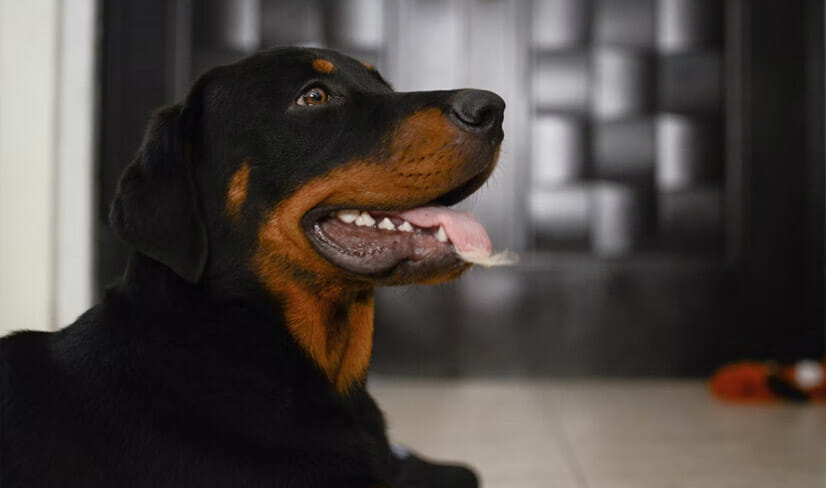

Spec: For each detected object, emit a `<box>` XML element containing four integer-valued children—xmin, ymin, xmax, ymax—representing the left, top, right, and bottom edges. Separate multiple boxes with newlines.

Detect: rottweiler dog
<box><xmin>0</xmin><ymin>47</ymin><xmax>504</xmax><ymax>487</ymax></box>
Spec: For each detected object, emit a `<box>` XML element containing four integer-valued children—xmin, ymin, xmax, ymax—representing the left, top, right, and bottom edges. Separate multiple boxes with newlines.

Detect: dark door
<box><xmin>97</xmin><ymin>0</ymin><xmax>824</xmax><ymax>377</ymax></box>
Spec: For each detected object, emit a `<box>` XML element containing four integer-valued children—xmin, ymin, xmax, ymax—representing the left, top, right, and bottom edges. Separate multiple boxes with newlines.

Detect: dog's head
<box><xmin>111</xmin><ymin>47</ymin><xmax>504</xmax><ymax>294</ymax></box>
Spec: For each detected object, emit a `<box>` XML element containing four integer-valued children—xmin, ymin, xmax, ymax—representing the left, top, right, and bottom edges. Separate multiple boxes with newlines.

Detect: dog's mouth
<box><xmin>302</xmin><ymin>167</ymin><xmax>497</xmax><ymax>282</ymax></box>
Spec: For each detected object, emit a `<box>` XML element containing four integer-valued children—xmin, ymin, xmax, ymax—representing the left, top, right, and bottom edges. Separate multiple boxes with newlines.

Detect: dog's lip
<box><xmin>300</xmin><ymin>155</ymin><xmax>496</xmax><ymax>232</ymax></box>
<box><xmin>304</xmin><ymin>213</ymin><xmax>465</xmax><ymax>279</ymax></box>
<box><xmin>299</xmin><ymin>146</ymin><xmax>500</xmax><ymax>279</ymax></box>
<box><xmin>301</xmin><ymin>192</ymin><xmax>481</xmax><ymax>279</ymax></box>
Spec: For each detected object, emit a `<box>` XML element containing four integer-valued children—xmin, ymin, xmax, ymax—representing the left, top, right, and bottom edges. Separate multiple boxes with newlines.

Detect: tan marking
<box><xmin>312</xmin><ymin>58</ymin><xmax>335</xmax><ymax>74</ymax></box>
<box><xmin>279</xmin><ymin>283</ymin><xmax>374</xmax><ymax>394</ymax></box>
<box><xmin>361</xmin><ymin>61</ymin><xmax>375</xmax><ymax>71</ymax></box>
<box><xmin>226</xmin><ymin>162</ymin><xmax>251</xmax><ymax>218</ymax></box>
<box><xmin>253</xmin><ymin>109</ymin><xmax>499</xmax><ymax>393</ymax></box>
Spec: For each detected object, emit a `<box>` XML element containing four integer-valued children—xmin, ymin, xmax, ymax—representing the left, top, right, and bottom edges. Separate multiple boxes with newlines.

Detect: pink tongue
<box><xmin>398</xmin><ymin>206</ymin><xmax>492</xmax><ymax>255</ymax></box>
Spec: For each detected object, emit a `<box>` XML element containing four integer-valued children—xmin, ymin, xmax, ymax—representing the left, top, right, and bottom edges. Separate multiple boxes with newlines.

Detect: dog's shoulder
<box><xmin>0</xmin><ymin>315</ymin><xmax>106</xmax><ymax>485</ymax></box>
<box><xmin>1</xmin><ymin>298</ymin><xmax>385</xmax><ymax>485</ymax></box>
<box><xmin>1</xmin><ymin>329</ymin><xmax>56</xmax><ymax>420</ymax></box>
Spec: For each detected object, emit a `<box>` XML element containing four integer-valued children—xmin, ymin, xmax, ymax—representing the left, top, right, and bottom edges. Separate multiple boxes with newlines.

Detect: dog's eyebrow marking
<box><xmin>312</xmin><ymin>58</ymin><xmax>335</xmax><ymax>74</ymax></box>
<box><xmin>360</xmin><ymin>61</ymin><xmax>375</xmax><ymax>71</ymax></box>
<box><xmin>226</xmin><ymin>161</ymin><xmax>250</xmax><ymax>218</ymax></box>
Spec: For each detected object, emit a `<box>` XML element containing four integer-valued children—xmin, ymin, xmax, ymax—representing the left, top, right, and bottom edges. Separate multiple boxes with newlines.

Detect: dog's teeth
<box><xmin>336</xmin><ymin>210</ymin><xmax>359</xmax><ymax>224</ymax></box>
<box><xmin>434</xmin><ymin>226</ymin><xmax>448</xmax><ymax>243</ymax></box>
<box><xmin>397</xmin><ymin>221</ymin><xmax>413</xmax><ymax>232</ymax></box>
<box><xmin>355</xmin><ymin>212</ymin><xmax>376</xmax><ymax>227</ymax></box>
<box><xmin>378</xmin><ymin>217</ymin><xmax>395</xmax><ymax>230</ymax></box>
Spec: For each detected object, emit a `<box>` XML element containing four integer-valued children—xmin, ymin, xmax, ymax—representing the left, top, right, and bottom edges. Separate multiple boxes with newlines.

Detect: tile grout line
<box><xmin>545</xmin><ymin>391</ymin><xmax>591</xmax><ymax>488</ymax></box>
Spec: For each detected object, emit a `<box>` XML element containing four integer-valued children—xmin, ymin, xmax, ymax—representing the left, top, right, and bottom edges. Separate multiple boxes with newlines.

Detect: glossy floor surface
<box><xmin>370</xmin><ymin>379</ymin><xmax>826</xmax><ymax>488</ymax></box>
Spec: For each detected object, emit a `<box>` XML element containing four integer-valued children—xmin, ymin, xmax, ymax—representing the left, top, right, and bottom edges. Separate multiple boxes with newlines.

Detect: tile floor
<box><xmin>369</xmin><ymin>379</ymin><xmax>826</xmax><ymax>488</ymax></box>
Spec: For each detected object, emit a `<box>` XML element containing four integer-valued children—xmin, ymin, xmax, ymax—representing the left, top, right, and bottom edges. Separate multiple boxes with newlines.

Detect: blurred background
<box><xmin>2</xmin><ymin>2</ymin><xmax>825</xmax><ymax>486</ymax></box>
<box><xmin>0</xmin><ymin>0</ymin><xmax>823</xmax><ymax>376</ymax></box>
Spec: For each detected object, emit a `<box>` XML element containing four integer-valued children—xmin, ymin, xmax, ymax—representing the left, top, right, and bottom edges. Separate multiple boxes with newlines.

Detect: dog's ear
<box><xmin>109</xmin><ymin>98</ymin><xmax>208</xmax><ymax>283</ymax></box>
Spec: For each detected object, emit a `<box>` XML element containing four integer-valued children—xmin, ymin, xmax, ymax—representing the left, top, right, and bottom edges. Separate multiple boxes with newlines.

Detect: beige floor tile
<box><xmin>371</xmin><ymin>379</ymin><xmax>583</xmax><ymax>488</ymax></box>
<box><xmin>369</xmin><ymin>379</ymin><xmax>826</xmax><ymax>488</ymax></box>
<box><xmin>550</xmin><ymin>381</ymin><xmax>826</xmax><ymax>488</ymax></box>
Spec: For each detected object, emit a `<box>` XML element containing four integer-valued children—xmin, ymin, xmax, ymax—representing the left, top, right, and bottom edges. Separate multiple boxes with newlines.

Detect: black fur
<box><xmin>110</xmin><ymin>104</ymin><xmax>208</xmax><ymax>283</ymax></box>
<box><xmin>0</xmin><ymin>47</ymin><xmax>500</xmax><ymax>487</ymax></box>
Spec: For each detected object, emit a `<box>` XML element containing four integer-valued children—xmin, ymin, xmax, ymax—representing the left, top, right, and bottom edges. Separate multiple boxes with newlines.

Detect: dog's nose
<box><xmin>448</xmin><ymin>90</ymin><xmax>505</xmax><ymax>136</ymax></box>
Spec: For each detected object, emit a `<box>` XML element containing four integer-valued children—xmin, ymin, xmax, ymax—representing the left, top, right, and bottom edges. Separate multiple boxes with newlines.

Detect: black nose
<box><xmin>448</xmin><ymin>89</ymin><xmax>505</xmax><ymax>135</ymax></box>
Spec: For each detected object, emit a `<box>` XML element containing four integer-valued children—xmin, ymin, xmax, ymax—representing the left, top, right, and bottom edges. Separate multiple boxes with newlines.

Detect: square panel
<box><xmin>534</xmin><ymin>51</ymin><xmax>591</xmax><ymax>113</ymax></box>
<box><xmin>656</xmin><ymin>0</ymin><xmax>722</xmax><ymax>53</ymax></box>
<box><xmin>196</xmin><ymin>0</ymin><xmax>262</xmax><ymax>52</ymax></box>
<box><xmin>392</xmin><ymin>0</ymin><xmax>465</xmax><ymax>90</ymax></box>
<box><xmin>590</xmin><ymin>182</ymin><xmax>652</xmax><ymax>256</ymax></box>
<box><xmin>656</xmin><ymin>114</ymin><xmax>722</xmax><ymax>190</ymax></box>
<box><xmin>532</xmin><ymin>116</ymin><xmax>587</xmax><ymax>186</ymax></box>
<box><xmin>261</xmin><ymin>0</ymin><xmax>324</xmax><ymax>45</ymax></box>
<box><xmin>594</xmin><ymin>0</ymin><xmax>655</xmax><ymax>48</ymax></box>
<box><xmin>529</xmin><ymin>186</ymin><xmax>591</xmax><ymax>248</ymax></box>
<box><xmin>658</xmin><ymin>52</ymin><xmax>722</xmax><ymax>114</ymax></box>
<box><xmin>593</xmin><ymin>119</ymin><xmax>655</xmax><ymax>181</ymax></box>
<box><xmin>592</xmin><ymin>48</ymin><xmax>654</xmax><ymax>119</ymax></box>
<box><xmin>658</xmin><ymin>187</ymin><xmax>723</xmax><ymax>252</ymax></box>
<box><xmin>533</xmin><ymin>0</ymin><xmax>590</xmax><ymax>49</ymax></box>
<box><xmin>328</xmin><ymin>0</ymin><xmax>384</xmax><ymax>50</ymax></box>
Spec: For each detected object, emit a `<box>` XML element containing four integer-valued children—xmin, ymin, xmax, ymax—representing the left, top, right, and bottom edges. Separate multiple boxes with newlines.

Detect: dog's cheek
<box><xmin>253</xmin><ymin>214</ymin><xmax>340</xmax><ymax>290</ymax></box>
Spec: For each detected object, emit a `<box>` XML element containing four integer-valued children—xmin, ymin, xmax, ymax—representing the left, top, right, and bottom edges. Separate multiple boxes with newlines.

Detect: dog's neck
<box><xmin>118</xmin><ymin>252</ymin><xmax>375</xmax><ymax>395</ymax></box>
<box><xmin>277</xmin><ymin>282</ymin><xmax>375</xmax><ymax>395</ymax></box>
<box><xmin>120</xmin><ymin>252</ymin><xmax>204</xmax><ymax>302</ymax></box>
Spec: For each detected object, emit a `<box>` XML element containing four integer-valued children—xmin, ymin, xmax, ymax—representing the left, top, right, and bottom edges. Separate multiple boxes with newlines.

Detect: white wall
<box><xmin>55</xmin><ymin>0</ymin><xmax>96</xmax><ymax>328</ymax></box>
<box><xmin>0</xmin><ymin>0</ymin><xmax>96</xmax><ymax>335</ymax></box>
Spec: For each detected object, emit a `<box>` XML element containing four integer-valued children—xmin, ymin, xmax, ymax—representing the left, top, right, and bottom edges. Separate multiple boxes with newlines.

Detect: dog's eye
<box><xmin>296</xmin><ymin>87</ymin><xmax>328</xmax><ymax>106</ymax></box>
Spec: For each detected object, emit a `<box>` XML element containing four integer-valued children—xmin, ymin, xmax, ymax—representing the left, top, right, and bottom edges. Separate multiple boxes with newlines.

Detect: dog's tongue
<box><xmin>398</xmin><ymin>206</ymin><xmax>492</xmax><ymax>255</ymax></box>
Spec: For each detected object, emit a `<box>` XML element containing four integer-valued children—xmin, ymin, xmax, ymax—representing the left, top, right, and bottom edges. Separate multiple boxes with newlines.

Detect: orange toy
<box><xmin>709</xmin><ymin>359</ymin><xmax>826</xmax><ymax>403</ymax></box>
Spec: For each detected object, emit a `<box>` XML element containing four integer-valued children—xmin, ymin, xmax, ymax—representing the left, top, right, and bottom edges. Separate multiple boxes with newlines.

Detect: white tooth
<box><xmin>336</xmin><ymin>209</ymin><xmax>359</xmax><ymax>223</ymax></box>
<box><xmin>355</xmin><ymin>211</ymin><xmax>376</xmax><ymax>227</ymax></box>
<box><xmin>378</xmin><ymin>217</ymin><xmax>395</xmax><ymax>230</ymax></box>
<box><xmin>435</xmin><ymin>226</ymin><xmax>448</xmax><ymax>243</ymax></box>
<box><xmin>398</xmin><ymin>221</ymin><xmax>414</xmax><ymax>232</ymax></box>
